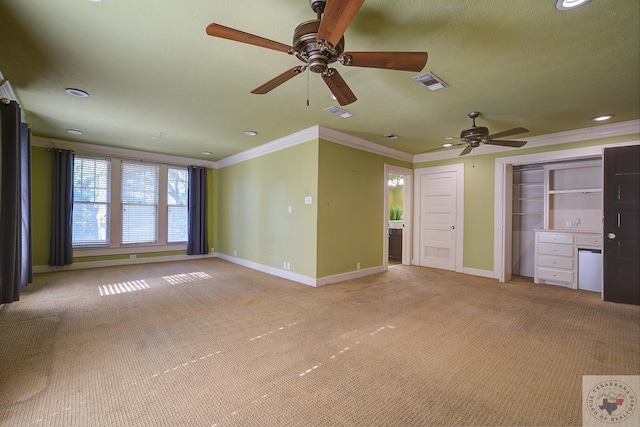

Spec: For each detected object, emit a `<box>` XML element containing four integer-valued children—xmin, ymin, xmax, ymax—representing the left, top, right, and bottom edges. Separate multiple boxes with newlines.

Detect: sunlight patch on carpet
<box><xmin>98</xmin><ymin>280</ymin><xmax>150</xmax><ymax>296</ymax></box>
<box><xmin>162</xmin><ymin>271</ymin><xmax>212</xmax><ymax>285</ymax></box>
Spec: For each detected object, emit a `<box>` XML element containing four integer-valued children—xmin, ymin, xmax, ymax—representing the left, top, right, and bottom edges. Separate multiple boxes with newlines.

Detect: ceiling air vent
<box><xmin>412</xmin><ymin>72</ymin><xmax>448</xmax><ymax>91</ymax></box>
<box><xmin>324</xmin><ymin>106</ymin><xmax>352</xmax><ymax>118</ymax></box>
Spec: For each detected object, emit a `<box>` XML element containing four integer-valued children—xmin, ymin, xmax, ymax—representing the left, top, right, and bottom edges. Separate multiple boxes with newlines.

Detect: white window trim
<box><xmin>73</xmin><ymin>157</ymin><xmax>188</xmax><ymax>257</ymax></box>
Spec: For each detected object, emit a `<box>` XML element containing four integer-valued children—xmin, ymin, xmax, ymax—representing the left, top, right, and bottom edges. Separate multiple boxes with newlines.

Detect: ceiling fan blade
<box><xmin>488</xmin><ymin>139</ymin><xmax>528</xmax><ymax>148</ymax></box>
<box><xmin>459</xmin><ymin>146</ymin><xmax>473</xmax><ymax>156</ymax></box>
<box><xmin>322</xmin><ymin>68</ymin><xmax>357</xmax><ymax>106</ymax></box>
<box><xmin>340</xmin><ymin>51</ymin><xmax>428</xmax><ymax>72</ymax></box>
<box><xmin>316</xmin><ymin>0</ymin><xmax>365</xmax><ymax>48</ymax></box>
<box><xmin>487</xmin><ymin>127</ymin><xmax>529</xmax><ymax>140</ymax></box>
<box><xmin>206</xmin><ymin>23</ymin><xmax>293</xmax><ymax>53</ymax></box>
<box><xmin>251</xmin><ymin>66</ymin><xmax>305</xmax><ymax>94</ymax></box>
<box><xmin>420</xmin><ymin>142</ymin><xmax>466</xmax><ymax>154</ymax></box>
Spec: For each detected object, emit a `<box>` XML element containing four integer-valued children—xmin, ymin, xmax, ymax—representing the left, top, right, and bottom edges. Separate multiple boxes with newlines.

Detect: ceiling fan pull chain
<box><xmin>306</xmin><ymin>68</ymin><xmax>310</xmax><ymax>106</ymax></box>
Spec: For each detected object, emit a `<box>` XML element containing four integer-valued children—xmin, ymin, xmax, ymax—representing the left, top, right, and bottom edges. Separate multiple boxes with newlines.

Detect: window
<box><xmin>121</xmin><ymin>162</ymin><xmax>159</xmax><ymax>244</ymax></box>
<box><xmin>71</xmin><ymin>156</ymin><xmax>190</xmax><ymax>251</ymax></box>
<box><xmin>167</xmin><ymin>167</ymin><xmax>188</xmax><ymax>242</ymax></box>
<box><xmin>72</xmin><ymin>157</ymin><xmax>110</xmax><ymax>246</ymax></box>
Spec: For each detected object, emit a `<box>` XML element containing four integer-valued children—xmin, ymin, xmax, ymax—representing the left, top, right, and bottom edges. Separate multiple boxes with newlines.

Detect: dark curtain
<box><xmin>0</xmin><ymin>100</ymin><xmax>31</xmax><ymax>303</ymax></box>
<box><xmin>20</xmin><ymin>123</ymin><xmax>33</xmax><ymax>287</ymax></box>
<box><xmin>187</xmin><ymin>166</ymin><xmax>208</xmax><ymax>255</ymax></box>
<box><xmin>49</xmin><ymin>149</ymin><xmax>74</xmax><ymax>266</ymax></box>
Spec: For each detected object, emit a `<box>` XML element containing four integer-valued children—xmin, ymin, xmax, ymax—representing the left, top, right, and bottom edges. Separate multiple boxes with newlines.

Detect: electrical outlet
<box><xmin>575</xmin><ymin>218</ymin><xmax>581</xmax><ymax>228</ymax></box>
<box><xmin>288</xmin><ymin>206</ymin><xmax>292</xmax><ymax>213</ymax></box>
<box><xmin>286</xmin><ymin>262</ymin><xmax>291</xmax><ymax>270</ymax></box>
<box><xmin>357</xmin><ymin>262</ymin><xmax>361</xmax><ymax>270</ymax></box>
<box><xmin>211</xmin><ymin>247</ymin><xmax>215</xmax><ymax>253</ymax></box>
<box><xmin>565</xmin><ymin>220</ymin><xmax>572</xmax><ymax>228</ymax></box>
<box><xmin>130</xmin><ymin>254</ymin><xmax>137</xmax><ymax>259</ymax></box>
<box><xmin>234</xmin><ymin>250</ymin><xmax>237</xmax><ymax>257</ymax></box>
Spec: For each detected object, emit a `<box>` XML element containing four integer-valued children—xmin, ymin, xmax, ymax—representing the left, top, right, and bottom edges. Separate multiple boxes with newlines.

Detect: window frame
<box><xmin>72</xmin><ymin>156</ymin><xmax>189</xmax><ymax>256</ymax></box>
<box><xmin>72</xmin><ymin>156</ymin><xmax>111</xmax><ymax>247</ymax></box>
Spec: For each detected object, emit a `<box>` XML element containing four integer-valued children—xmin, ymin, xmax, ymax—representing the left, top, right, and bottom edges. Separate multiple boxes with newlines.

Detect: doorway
<box><xmin>384</xmin><ymin>165</ymin><xmax>412</xmax><ymax>267</ymax></box>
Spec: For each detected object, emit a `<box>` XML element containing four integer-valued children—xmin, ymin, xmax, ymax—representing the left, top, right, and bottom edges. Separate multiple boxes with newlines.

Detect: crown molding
<box><xmin>215</xmin><ymin>125</ymin><xmax>413</xmax><ymax>169</ymax></box>
<box><xmin>30</xmin><ymin>136</ymin><xmax>216</xmax><ymax>168</ymax></box>
<box><xmin>317</xmin><ymin>126</ymin><xmax>414</xmax><ymax>163</ymax></box>
<box><xmin>413</xmin><ymin>119</ymin><xmax>640</xmax><ymax>163</ymax></box>
<box><xmin>215</xmin><ymin>126</ymin><xmax>318</xmax><ymax>169</ymax></box>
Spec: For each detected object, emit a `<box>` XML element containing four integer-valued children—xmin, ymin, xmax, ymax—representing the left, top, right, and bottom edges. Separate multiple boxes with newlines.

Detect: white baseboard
<box><xmin>461</xmin><ymin>267</ymin><xmax>498</xmax><ymax>279</ymax></box>
<box><xmin>315</xmin><ymin>266</ymin><xmax>387</xmax><ymax>287</ymax></box>
<box><xmin>215</xmin><ymin>253</ymin><xmax>386</xmax><ymax>287</ymax></box>
<box><xmin>33</xmin><ymin>253</ymin><xmax>215</xmax><ymax>274</ymax></box>
<box><xmin>215</xmin><ymin>253</ymin><xmax>318</xmax><ymax>286</ymax></box>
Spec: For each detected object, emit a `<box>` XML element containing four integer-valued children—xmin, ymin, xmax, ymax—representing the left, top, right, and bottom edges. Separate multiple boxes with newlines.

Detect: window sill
<box><xmin>73</xmin><ymin>243</ymin><xmax>188</xmax><ymax>257</ymax></box>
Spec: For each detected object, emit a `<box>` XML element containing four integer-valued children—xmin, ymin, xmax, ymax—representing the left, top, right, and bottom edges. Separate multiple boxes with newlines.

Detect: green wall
<box><xmin>316</xmin><ymin>139</ymin><xmax>411</xmax><ymax>278</ymax></box>
<box><xmin>32</xmin><ymin>146</ymin><xmax>53</xmax><ymax>266</ymax></box>
<box><xmin>214</xmin><ymin>137</ymin><xmax>411</xmax><ymax>279</ymax></box>
<box><xmin>414</xmin><ymin>133</ymin><xmax>640</xmax><ymax>271</ymax></box>
<box><xmin>215</xmin><ymin>140</ymin><xmax>319</xmax><ymax>277</ymax></box>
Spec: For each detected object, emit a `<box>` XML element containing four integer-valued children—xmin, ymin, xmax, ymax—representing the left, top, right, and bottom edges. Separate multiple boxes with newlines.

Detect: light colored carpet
<box><xmin>1</xmin><ymin>259</ymin><xmax>638</xmax><ymax>426</ymax></box>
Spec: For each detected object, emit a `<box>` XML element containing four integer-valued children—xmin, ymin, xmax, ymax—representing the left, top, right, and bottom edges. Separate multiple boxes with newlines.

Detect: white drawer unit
<box><xmin>534</xmin><ymin>230</ymin><xmax>602</xmax><ymax>290</ymax></box>
<box><xmin>537</xmin><ymin>242</ymin><xmax>574</xmax><ymax>257</ymax></box>
<box><xmin>575</xmin><ymin>234</ymin><xmax>602</xmax><ymax>248</ymax></box>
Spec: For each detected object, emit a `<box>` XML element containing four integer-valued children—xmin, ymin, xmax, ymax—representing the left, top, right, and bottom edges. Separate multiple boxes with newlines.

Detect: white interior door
<box><xmin>417</xmin><ymin>169</ymin><xmax>459</xmax><ymax>271</ymax></box>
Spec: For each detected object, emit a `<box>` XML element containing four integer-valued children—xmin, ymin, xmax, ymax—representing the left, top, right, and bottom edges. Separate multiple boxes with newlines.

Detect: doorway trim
<box><xmin>384</xmin><ymin>164</ymin><xmax>413</xmax><ymax>268</ymax></box>
<box><xmin>494</xmin><ymin>140</ymin><xmax>640</xmax><ymax>282</ymax></box>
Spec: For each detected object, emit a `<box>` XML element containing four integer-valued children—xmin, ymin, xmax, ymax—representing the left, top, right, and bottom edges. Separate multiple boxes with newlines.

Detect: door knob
<box><xmin>608</xmin><ymin>232</ymin><xmax>616</xmax><ymax>239</ymax></box>
<box><xmin>450</xmin><ymin>226</ymin><xmax>455</xmax><ymax>230</ymax></box>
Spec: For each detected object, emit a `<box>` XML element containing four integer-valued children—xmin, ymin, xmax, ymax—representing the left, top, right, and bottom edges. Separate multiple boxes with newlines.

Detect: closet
<box><xmin>511</xmin><ymin>158</ymin><xmax>602</xmax><ymax>282</ymax></box>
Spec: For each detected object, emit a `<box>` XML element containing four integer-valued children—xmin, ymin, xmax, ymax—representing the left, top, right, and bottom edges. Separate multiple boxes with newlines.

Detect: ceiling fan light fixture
<box><xmin>555</xmin><ymin>0</ymin><xmax>590</xmax><ymax>10</ymax></box>
<box><xmin>66</xmin><ymin>129</ymin><xmax>83</xmax><ymax>135</ymax></box>
<box><xmin>592</xmin><ymin>114</ymin><xmax>614</xmax><ymax>122</ymax></box>
<box><xmin>244</xmin><ymin>130</ymin><xmax>257</xmax><ymax>136</ymax></box>
<box><xmin>383</xmin><ymin>133</ymin><xmax>399</xmax><ymax>140</ymax></box>
<box><xmin>202</xmin><ymin>151</ymin><xmax>212</xmax><ymax>156</ymax></box>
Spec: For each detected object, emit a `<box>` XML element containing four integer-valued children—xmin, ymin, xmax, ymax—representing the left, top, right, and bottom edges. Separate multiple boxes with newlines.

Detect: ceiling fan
<box><xmin>205</xmin><ymin>0</ymin><xmax>428</xmax><ymax>106</ymax></box>
<box><xmin>428</xmin><ymin>112</ymin><xmax>529</xmax><ymax>156</ymax></box>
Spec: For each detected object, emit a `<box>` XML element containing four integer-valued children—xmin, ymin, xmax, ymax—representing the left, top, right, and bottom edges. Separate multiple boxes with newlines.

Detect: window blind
<box><xmin>122</xmin><ymin>162</ymin><xmax>159</xmax><ymax>244</ymax></box>
<box><xmin>72</xmin><ymin>156</ymin><xmax>110</xmax><ymax>246</ymax></box>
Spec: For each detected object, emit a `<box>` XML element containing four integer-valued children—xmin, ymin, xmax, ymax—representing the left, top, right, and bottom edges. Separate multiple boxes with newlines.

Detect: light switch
<box><xmin>304</xmin><ymin>196</ymin><xmax>312</xmax><ymax>205</ymax></box>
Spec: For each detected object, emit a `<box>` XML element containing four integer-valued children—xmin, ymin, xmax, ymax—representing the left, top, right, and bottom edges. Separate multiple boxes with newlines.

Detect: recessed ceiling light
<box><xmin>555</xmin><ymin>0</ymin><xmax>590</xmax><ymax>10</ymax></box>
<box><xmin>592</xmin><ymin>114</ymin><xmax>614</xmax><ymax>122</ymax></box>
<box><xmin>442</xmin><ymin>142</ymin><xmax>454</xmax><ymax>148</ymax></box>
<box><xmin>88</xmin><ymin>0</ymin><xmax>103</xmax><ymax>3</ymax></box>
<box><xmin>244</xmin><ymin>131</ymin><xmax>257</xmax><ymax>136</ymax></box>
<box><xmin>383</xmin><ymin>133</ymin><xmax>399</xmax><ymax>139</ymax></box>
<box><xmin>65</xmin><ymin>88</ymin><xmax>89</xmax><ymax>98</ymax></box>
<box><xmin>66</xmin><ymin>129</ymin><xmax>83</xmax><ymax>135</ymax></box>
<box><xmin>202</xmin><ymin>151</ymin><xmax>212</xmax><ymax>156</ymax></box>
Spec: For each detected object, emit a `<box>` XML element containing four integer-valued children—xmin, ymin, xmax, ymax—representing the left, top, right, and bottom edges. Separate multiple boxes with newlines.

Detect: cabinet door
<box><xmin>603</xmin><ymin>145</ymin><xmax>640</xmax><ymax>305</ymax></box>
